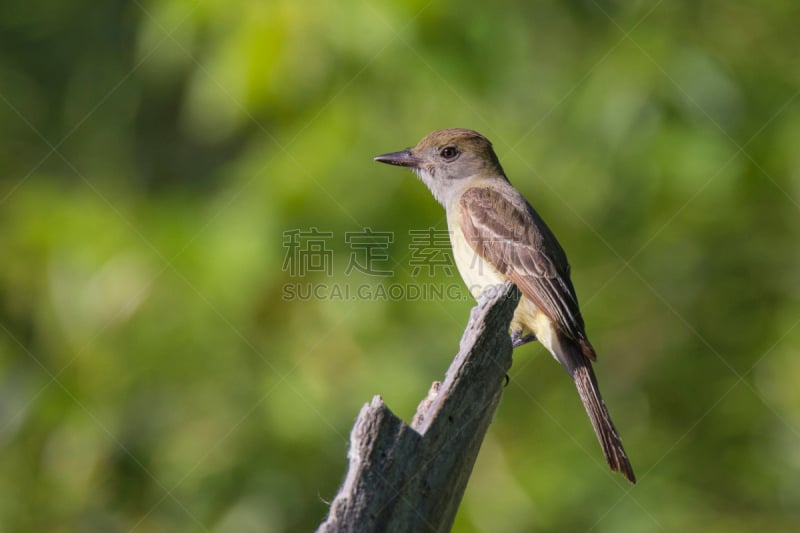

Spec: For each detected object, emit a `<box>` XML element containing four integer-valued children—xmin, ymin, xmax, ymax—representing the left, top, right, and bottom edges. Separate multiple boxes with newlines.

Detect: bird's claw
<box><xmin>510</xmin><ymin>331</ymin><xmax>537</xmax><ymax>348</ymax></box>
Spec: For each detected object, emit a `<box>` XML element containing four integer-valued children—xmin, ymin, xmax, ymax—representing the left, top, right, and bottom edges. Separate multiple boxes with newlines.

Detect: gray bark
<box><xmin>316</xmin><ymin>281</ymin><xmax>520</xmax><ymax>533</ymax></box>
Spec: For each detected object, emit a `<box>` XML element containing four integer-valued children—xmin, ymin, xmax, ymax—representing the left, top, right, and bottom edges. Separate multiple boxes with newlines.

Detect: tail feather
<box><xmin>555</xmin><ymin>337</ymin><xmax>636</xmax><ymax>483</ymax></box>
<box><xmin>573</xmin><ymin>364</ymin><xmax>636</xmax><ymax>483</ymax></box>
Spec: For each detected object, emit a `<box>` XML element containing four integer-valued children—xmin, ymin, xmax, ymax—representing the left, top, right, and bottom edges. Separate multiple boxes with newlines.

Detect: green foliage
<box><xmin>1</xmin><ymin>1</ymin><xmax>799</xmax><ymax>531</ymax></box>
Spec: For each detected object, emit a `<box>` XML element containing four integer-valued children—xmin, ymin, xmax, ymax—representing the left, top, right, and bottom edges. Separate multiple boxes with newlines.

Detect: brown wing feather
<box><xmin>459</xmin><ymin>186</ymin><xmax>596</xmax><ymax>360</ymax></box>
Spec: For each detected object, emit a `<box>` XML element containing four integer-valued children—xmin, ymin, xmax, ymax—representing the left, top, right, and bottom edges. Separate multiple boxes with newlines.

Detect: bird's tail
<box><xmin>558</xmin><ymin>339</ymin><xmax>636</xmax><ymax>483</ymax></box>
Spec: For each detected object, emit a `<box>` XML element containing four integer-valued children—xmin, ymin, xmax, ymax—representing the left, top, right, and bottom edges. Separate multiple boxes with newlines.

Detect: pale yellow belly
<box><xmin>449</xmin><ymin>222</ymin><xmax>507</xmax><ymax>299</ymax></box>
<box><xmin>448</xmin><ymin>217</ymin><xmax>558</xmax><ymax>354</ymax></box>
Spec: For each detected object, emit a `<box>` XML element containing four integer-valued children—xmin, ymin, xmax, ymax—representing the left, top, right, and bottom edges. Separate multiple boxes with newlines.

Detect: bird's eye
<box><xmin>440</xmin><ymin>146</ymin><xmax>459</xmax><ymax>160</ymax></box>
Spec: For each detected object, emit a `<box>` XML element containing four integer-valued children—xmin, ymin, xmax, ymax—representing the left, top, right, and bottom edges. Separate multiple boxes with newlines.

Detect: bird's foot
<box><xmin>510</xmin><ymin>331</ymin><xmax>537</xmax><ymax>348</ymax></box>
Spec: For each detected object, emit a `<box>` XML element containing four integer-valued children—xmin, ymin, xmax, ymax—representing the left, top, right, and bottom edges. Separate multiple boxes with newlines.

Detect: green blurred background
<box><xmin>2</xmin><ymin>0</ymin><xmax>799</xmax><ymax>531</ymax></box>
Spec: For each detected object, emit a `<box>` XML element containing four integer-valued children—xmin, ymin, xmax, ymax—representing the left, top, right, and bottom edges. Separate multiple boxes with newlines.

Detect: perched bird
<box><xmin>374</xmin><ymin>128</ymin><xmax>635</xmax><ymax>483</ymax></box>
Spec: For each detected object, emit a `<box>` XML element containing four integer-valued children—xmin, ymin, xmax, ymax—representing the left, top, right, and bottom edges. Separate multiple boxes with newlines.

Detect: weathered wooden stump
<box><xmin>317</xmin><ymin>282</ymin><xmax>520</xmax><ymax>533</ymax></box>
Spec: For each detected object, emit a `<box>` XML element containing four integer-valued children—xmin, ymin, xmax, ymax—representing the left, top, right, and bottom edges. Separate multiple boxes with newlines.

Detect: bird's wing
<box><xmin>459</xmin><ymin>186</ymin><xmax>595</xmax><ymax>358</ymax></box>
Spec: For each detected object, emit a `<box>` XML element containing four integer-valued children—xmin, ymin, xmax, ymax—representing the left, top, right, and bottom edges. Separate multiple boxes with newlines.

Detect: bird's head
<box><xmin>374</xmin><ymin>128</ymin><xmax>506</xmax><ymax>205</ymax></box>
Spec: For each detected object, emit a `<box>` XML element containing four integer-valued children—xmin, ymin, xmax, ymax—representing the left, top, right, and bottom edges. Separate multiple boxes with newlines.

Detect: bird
<box><xmin>374</xmin><ymin>128</ymin><xmax>635</xmax><ymax>483</ymax></box>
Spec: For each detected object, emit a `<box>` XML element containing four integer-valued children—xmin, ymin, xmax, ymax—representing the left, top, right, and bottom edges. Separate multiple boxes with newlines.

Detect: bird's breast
<box><xmin>447</xmin><ymin>212</ymin><xmax>507</xmax><ymax>300</ymax></box>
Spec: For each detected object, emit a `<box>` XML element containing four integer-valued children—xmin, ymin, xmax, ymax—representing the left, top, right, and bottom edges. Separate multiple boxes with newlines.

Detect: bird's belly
<box><xmin>513</xmin><ymin>298</ymin><xmax>557</xmax><ymax>354</ymax></box>
<box><xmin>449</xmin><ymin>224</ymin><xmax>507</xmax><ymax>299</ymax></box>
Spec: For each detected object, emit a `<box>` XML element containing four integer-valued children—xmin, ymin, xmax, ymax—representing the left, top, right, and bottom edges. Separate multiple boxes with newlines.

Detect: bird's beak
<box><xmin>373</xmin><ymin>150</ymin><xmax>420</xmax><ymax>168</ymax></box>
